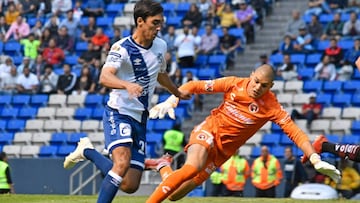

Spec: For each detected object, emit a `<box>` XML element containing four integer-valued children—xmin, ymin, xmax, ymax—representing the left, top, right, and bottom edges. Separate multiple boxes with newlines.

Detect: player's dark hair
<box><xmin>133</xmin><ymin>0</ymin><xmax>163</xmax><ymax>26</ymax></box>
<box><xmin>0</xmin><ymin>152</ymin><xmax>7</xmax><ymax>161</ymax></box>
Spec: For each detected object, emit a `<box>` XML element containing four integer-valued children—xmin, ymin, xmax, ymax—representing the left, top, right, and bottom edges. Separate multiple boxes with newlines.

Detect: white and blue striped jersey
<box><xmin>103</xmin><ymin>36</ymin><xmax>167</xmax><ymax>123</ymax></box>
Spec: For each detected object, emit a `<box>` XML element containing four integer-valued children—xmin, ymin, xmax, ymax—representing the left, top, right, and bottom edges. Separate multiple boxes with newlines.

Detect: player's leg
<box><xmin>146</xmin><ymin>143</ymin><xmax>208</xmax><ymax>203</ymax></box>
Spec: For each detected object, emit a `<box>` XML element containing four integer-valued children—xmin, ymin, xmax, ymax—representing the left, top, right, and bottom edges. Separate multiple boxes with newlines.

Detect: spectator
<box><xmin>276</xmin><ymin>54</ymin><xmax>298</xmax><ymax>81</ymax></box>
<box><xmin>182</xmin><ymin>70</ymin><xmax>203</xmax><ymax>111</ymax></box>
<box><xmin>0</xmin><ymin>15</ymin><xmax>9</xmax><ymax>41</ymax></box>
<box><xmin>73</xmin><ymin>0</ymin><xmax>84</xmax><ymax>21</ymax></box>
<box><xmin>208</xmin><ymin>168</ymin><xmax>224</xmax><ymax>196</ymax></box>
<box><xmin>198</xmin><ymin>0</ymin><xmax>211</xmax><ymax>21</ymax></box>
<box><xmin>293</xmin><ymin>25</ymin><xmax>314</xmax><ymax>53</ymax></box>
<box><xmin>37</xmin><ymin>0</ymin><xmax>52</xmax><ymax>18</ymax></box>
<box><xmin>0</xmin><ymin>57</ymin><xmax>14</xmax><ymax>75</ymax></box>
<box><xmin>279</xmin><ymin>34</ymin><xmax>296</xmax><ymax>54</ymax></box>
<box><xmin>235</xmin><ymin>0</ymin><xmax>255</xmax><ymax>44</ymax></box>
<box><xmin>42</xmin><ymin>14</ymin><xmax>60</xmax><ymax>37</ymax></box>
<box><xmin>51</xmin><ymin>0</ymin><xmax>72</xmax><ymax>17</ymax></box>
<box><xmin>324</xmin><ymin>38</ymin><xmax>343</xmax><ymax>67</ymax></box>
<box><xmin>191</xmin><ymin>26</ymin><xmax>202</xmax><ymax>45</ymax></box>
<box><xmin>291</xmin><ymin>92</ymin><xmax>322</xmax><ymax>129</ymax></box>
<box><xmin>162</xmin><ymin>123</ymin><xmax>186</xmax><ymax>169</ymax></box>
<box><xmin>162</xmin><ymin>25</ymin><xmax>177</xmax><ymax>53</ymax></box>
<box><xmin>326</xmin><ymin>0</ymin><xmax>345</xmax><ymax>13</ymax></box>
<box><xmin>174</xmin><ymin>26</ymin><xmax>199</xmax><ymax>68</ymax></box>
<box><xmin>30</xmin><ymin>55</ymin><xmax>46</xmax><ymax>79</ymax></box>
<box><xmin>39</xmin><ymin>63</ymin><xmax>58</xmax><ymax>94</ymax></box>
<box><xmin>16</xmin><ymin>66</ymin><xmax>39</xmax><ymax>94</ymax></box>
<box><xmin>182</xmin><ymin>3</ymin><xmax>202</xmax><ymax>28</ymax></box>
<box><xmin>77</xmin><ymin>42</ymin><xmax>101</xmax><ymax>67</ymax></box>
<box><xmin>344</xmin><ymin>0</ymin><xmax>360</xmax><ymax>14</ymax></box>
<box><xmin>4</xmin><ymin>3</ymin><xmax>19</xmax><ymax>26</ymax></box>
<box><xmin>80</xmin><ymin>16</ymin><xmax>97</xmax><ymax>42</ymax></box>
<box><xmin>219</xmin><ymin>26</ymin><xmax>241</xmax><ymax>69</ymax></box>
<box><xmin>0</xmin><ymin>66</ymin><xmax>18</xmax><ymax>94</ymax></box>
<box><xmin>305</xmin><ymin>0</ymin><xmax>331</xmax><ymax>16</ymax></box>
<box><xmin>251</xmin><ymin>146</ymin><xmax>283</xmax><ymax>197</ymax></box>
<box><xmin>253</xmin><ymin>54</ymin><xmax>274</xmax><ymax>70</ymax></box>
<box><xmin>0</xmin><ymin>152</ymin><xmax>15</xmax><ymax>194</ymax></box>
<box><xmin>320</xmin><ymin>12</ymin><xmax>343</xmax><ymax>41</ymax></box>
<box><xmin>73</xmin><ymin>65</ymin><xmax>96</xmax><ymax>95</ymax></box>
<box><xmin>4</xmin><ymin>15</ymin><xmax>30</xmax><ymax>42</ymax></box>
<box><xmin>196</xmin><ymin>24</ymin><xmax>219</xmax><ymax>55</ymax></box>
<box><xmin>83</xmin><ymin>0</ymin><xmax>105</xmax><ymax>17</ymax></box>
<box><xmin>20</xmin><ymin>33</ymin><xmax>40</xmax><ymax>60</ymax></box>
<box><xmin>37</xmin><ymin>28</ymin><xmax>51</xmax><ymax>54</ymax></box>
<box><xmin>342</xmin><ymin>12</ymin><xmax>360</xmax><ymax>39</ymax></box>
<box><xmin>56</xmin><ymin>26</ymin><xmax>74</xmax><ymax>56</ymax></box>
<box><xmin>337</xmin><ymin>60</ymin><xmax>354</xmax><ymax>81</ymax></box>
<box><xmin>91</xmin><ymin>27</ymin><xmax>109</xmax><ymax>52</ymax></box>
<box><xmin>30</xmin><ymin>20</ymin><xmax>43</xmax><ymax>39</ymax></box>
<box><xmin>216</xmin><ymin>3</ymin><xmax>237</xmax><ymax>28</ymax></box>
<box><xmin>59</xmin><ymin>10</ymin><xmax>79</xmax><ymax>37</ymax></box>
<box><xmin>285</xmin><ymin>9</ymin><xmax>306</xmax><ymax>40</ymax></box>
<box><xmin>110</xmin><ymin>28</ymin><xmax>121</xmax><ymax>45</ymax></box>
<box><xmin>170</xmin><ymin>68</ymin><xmax>183</xmax><ymax>88</ymax></box>
<box><xmin>42</xmin><ymin>38</ymin><xmax>64</xmax><ymax>67</ymax></box>
<box><xmin>56</xmin><ymin>63</ymin><xmax>77</xmax><ymax>95</ymax></box>
<box><xmin>307</xmin><ymin>14</ymin><xmax>323</xmax><ymax>40</ymax></box>
<box><xmin>344</xmin><ymin>38</ymin><xmax>360</xmax><ymax>65</ymax></box>
<box><xmin>220</xmin><ymin>149</ymin><xmax>250</xmax><ymax>197</ymax></box>
<box><xmin>18</xmin><ymin>0</ymin><xmax>38</xmax><ymax>18</ymax></box>
<box><xmin>165</xmin><ymin>51</ymin><xmax>177</xmax><ymax>77</ymax></box>
<box><xmin>283</xmin><ymin>146</ymin><xmax>307</xmax><ymax>197</ymax></box>
<box><xmin>314</xmin><ymin>54</ymin><xmax>337</xmax><ymax>81</ymax></box>
<box><xmin>17</xmin><ymin>57</ymin><xmax>32</xmax><ymax>75</ymax></box>
<box><xmin>250</xmin><ymin>0</ymin><xmax>265</xmax><ymax>28</ymax></box>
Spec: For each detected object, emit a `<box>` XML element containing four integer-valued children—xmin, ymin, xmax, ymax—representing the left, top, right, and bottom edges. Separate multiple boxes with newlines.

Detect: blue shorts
<box><xmin>103</xmin><ymin>105</ymin><xmax>147</xmax><ymax>171</ymax></box>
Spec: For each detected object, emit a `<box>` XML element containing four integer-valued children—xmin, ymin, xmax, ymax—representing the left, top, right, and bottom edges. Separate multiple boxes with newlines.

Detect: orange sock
<box><xmin>146</xmin><ymin>164</ymin><xmax>198</xmax><ymax>203</ymax></box>
<box><xmin>159</xmin><ymin>165</ymin><xmax>173</xmax><ymax>180</ymax></box>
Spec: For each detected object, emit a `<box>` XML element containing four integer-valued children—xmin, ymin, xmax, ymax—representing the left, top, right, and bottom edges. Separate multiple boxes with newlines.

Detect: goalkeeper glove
<box><xmin>149</xmin><ymin>95</ymin><xmax>179</xmax><ymax>119</ymax></box>
<box><xmin>310</xmin><ymin>153</ymin><xmax>341</xmax><ymax>183</ymax></box>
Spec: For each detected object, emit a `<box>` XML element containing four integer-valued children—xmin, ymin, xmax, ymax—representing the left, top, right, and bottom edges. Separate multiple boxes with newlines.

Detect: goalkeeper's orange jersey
<box><xmin>179</xmin><ymin>76</ymin><xmax>309</xmax><ymax>159</ymax></box>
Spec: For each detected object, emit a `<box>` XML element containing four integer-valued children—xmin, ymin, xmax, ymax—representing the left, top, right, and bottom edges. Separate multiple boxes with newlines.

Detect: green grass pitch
<box><xmin>0</xmin><ymin>195</ymin><xmax>349</xmax><ymax>203</ymax></box>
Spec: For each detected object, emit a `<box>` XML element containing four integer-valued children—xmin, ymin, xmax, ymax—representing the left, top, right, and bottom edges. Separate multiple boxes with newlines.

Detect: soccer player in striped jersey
<box><xmin>63</xmin><ymin>1</ymin><xmax>190</xmax><ymax>202</ymax></box>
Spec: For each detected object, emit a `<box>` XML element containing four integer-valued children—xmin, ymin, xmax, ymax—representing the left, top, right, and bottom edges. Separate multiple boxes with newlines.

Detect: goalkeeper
<box><xmin>146</xmin><ymin>64</ymin><xmax>341</xmax><ymax>203</ymax></box>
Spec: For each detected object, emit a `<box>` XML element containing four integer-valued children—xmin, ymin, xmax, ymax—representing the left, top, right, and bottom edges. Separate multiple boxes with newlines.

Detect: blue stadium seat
<box><xmin>0</xmin><ymin>132</ymin><xmax>13</xmax><ymax>145</ymax></box>
<box><xmin>290</xmin><ymin>54</ymin><xmax>306</xmax><ymax>65</ymax></box>
<box><xmin>250</xmin><ymin>146</ymin><xmax>261</xmax><ymax>158</ymax></box>
<box><xmin>338</xmin><ymin>40</ymin><xmax>354</xmax><ymax>51</ymax></box>
<box><xmin>261</xmin><ymin>133</ymin><xmax>281</xmax><ymax>146</ymax></box>
<box><xmin>18</xmin><ymin>107</ymin><xmax>37</xmax><ymax>119</ymax></box>
<box><xmin>194</xmin><ymin>55</ymin><xmax>208</xmax><ymax>68</ymax></box>
<box><xmin>353</xmin><ymin>69</ymin><xmax>360</xmax><ymax>80</ymax></box>
<box><xmin>352</xmin><ymin>121</ymin><xmax>360</xmax><ymax>134</ymax></box>
<box><xmin>175</xmin><ymin>2</ymin><xmax>190</xmax><ymax>17</ymax></box>
<box><xmin>228</xmin><ymin>28</ymin><xmax>244</xmax><ymax>39</ymax></box>
<box><xmin>272</xmin><ymin>145</ymin><xmax>285</xmax><ymax>158</ymax></box>
<box><xmin>332</xmin><ymin>94</ymin><xmax>352</xmax><ymax>107</ymax></box>
<box><xmin>92</xmin><ymin>107</ymin><xmax>104</xmax><ymax>120</ymax></box>
<box><xmin>322</xmin><ymin>81</ymin><xmax>343</xmax><ymax>93</ymax></box>
<box><xmin>319</xmin><ymin>14</ymin><xmax>333</xmax><ymax>24</ymax></box>
<box><xmin>30</xmin><ymin>94</ymin><xmax>48</xmax><ymax>107</ymax></box>
<box><xmin>3</xmin><ymin>41</ymin><xmax>21</xmax><ymax>56</ymax></box>
<box><xmin>280</xmin><ymin>134</ymin><xmax>293</xmax><ymax>146</ymax></box>
<box><xmin>297</xmin><ymin>68</ymin><xmax>314</xmax><ymax>81</ymax></box>
<box><xmin>12</xmin><ymin>55</ymin><xmax>23</xmax><ymax>66</ymax></box>
<box><xmin>6</xmin><ymin>119</ymin><xmax>25</xmax><ymax>132</ymax></box>
<box><xmin>161</xmin><ymin>2</ymin><xmax>176</xmax><ymax>17</ymax></box>
<box><xmin>270</xmin><ymin>53</ymin><xmax>283</xmax><ymax>66</ymax></box>
<box><xmin>0</xmin><ymin>107</ymin><xmax>19</xmax><ymax>119</ymax></box>
<box><xmin>12</xmin><ymin>94</ymin><xmax>31</xmax><ymax>107</ymax></box>
<box><xmin>303</xmin><ymin>80</ymin><xmax>323</xmax><ymax>93</ymax></box>
<box><xmin>79</xmin><ymin>17</ymin><xmax>89</xmax><ymax>27</ymax></box>
<box><xmin>316</xmin><ymin>40</ymin><xmax>330</xmax><ymax>51</ymax></box>
<box><xmin>181</xmin><ymin>68</ymin><xmax>199</xmax><ymax>78</ymax></box>
<box><xmin>75</xmin><ymin>42</ymin><xmax>88</xmax><ymax>55</ymax></box>
<box><xmin>153</xmin><ymin>119</ymin><xmax>175</xmax><ymax>133</ymax></box>
<box><xmin>352</xmin><ymin>94</ymin><xmax>360</xmax><ymax>107</ymax></box>
<box><xmin>0</xmin><ymin>95</ymin><xmax>12</xmax><ymax>108</ymax></box>
<box><xmin>85</xmin><ymin>94</ymin><xmax>104</xmax><ymax>108</ymax></box>
<box><xmin>106</xmin><ymin>3</ymin><xmax>124</xmax><ymax>17</ymax></box>
<box><xmin>340</xmin><ymin>13</ymin><xmax>351</xmax><ymax>22</ymax></box>
<box><xmin>0</xmin><ymin>41</ymin><xmax>3</xmax><ymax>54</ymax></box>
<box><xmin>96</xmin><ymin>16</ymin><xmax>113</xmax><ymax>29</ymax></box>
<box><xmin>316</xmin><ymin>93</ymin><xmax>332</xmax><ymax>107</ymax></box>
<box><xmin>0</xmin><ymin>120</ymin><xmax>6</xmax><ymax>132</ymax></box>
<box><xmin>64</xmin><ymin>55</ymin><xmax>78</xmax><ymax>66</ymax></box>
<box><xmin>50</xmin><ymin>132</ymin><xmax>68</xmax><ymax>146</ymax></box>
<box><xmin>208</xmin><ymin>54</ymin><xmax>226</xmax><ymax>75</ymax></box>
<box><xmin>103</xmin><ymin>95</ymin><xmax>109</xmax><ymax>105</ymax></box>
<box><xmin>325</xmin><ymin>134</ymin><xmax>341</xmax><ymax>143</ymax></box>
<box><xmin>174</xmin><ymin>107</ymin><xmax>186</xmax><ymax>119</ymax></box>
<box><xmin>121</xmin><ymin>29</ymin><xmax>131</xmax><ymax>38</ymax></box>
<box><xmin>158</xmin><ymin>94</ymin><xmax>171</xmax><ymax>103</ymax></box>
<box><xmin>166</xmin><ymin>16</ymin><xmax>182</xmax><ymax>28</ymax></box>
<box><xmin>147</xmin><ymin>132</ymin><xmax>163</xmax><ymax>143</ymax></box>
<box><xmin>342</xmin><ymin>135</ymin><xmax>360</xmax><ymax>144</ymax></box>
<box><xmin>38</xmin><ymin>146</ymin><xmax>58</xmax><ymax>157</ymax></box>
<box><xmin>271</xmin><ymin>123</ymin><xmax>282</xmax><ymax>133</ymax></box>
<box><xmin>305</xmin><ymin>53</ymin><xmax>322</xmax><ymax>67</ymax></box>
<box><xmin>187</xmin><ymin>187</ymin><xmax>204</xmax><ymax>197</ymax></box>
<box><xmin>74</xmin><ymin>107</ymin><xmax>92</xmax><ymax>120</ymax></box>
<box><xmin>302</xmin><ymin>14</ymin><xmax>312</xmax><ymax>23</ymax></box>
<box><xmin>343</xmin><ymin>80</ymin><xmax>360</xmax><ymax>93</ymax></box>
<box><xmin>57</xmin><ymin>145</ymin><xmax>76</xmax><ymax>157</ymax></box>
<box><xmin>68</xmin><ymin>132</ymin><xmax>87</xmax><ymax>145</ymax></box>
<box><xmin>197</xmin><ymin>68</ymin><xmax>216</xmax><ymax>80</ymax></box>
<box><xmin>146</xmin><ymin>119</ymin><xmax>155</xmax><ymax>132</ymax></box>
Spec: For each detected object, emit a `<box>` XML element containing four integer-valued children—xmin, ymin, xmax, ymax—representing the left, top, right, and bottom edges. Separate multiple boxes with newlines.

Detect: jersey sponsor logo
<box><xmin>119</xmin><ymin>123</ymin><xmax>131</xmax><ymax>137</ymax></box>
<box><xmin>107</xmin><ymin>52</ymin><xmax>122</xmax><ymax>63</ymax></box>
<box><xmin>108</xmin><ymin>52</ymin><xmax>122</xmax><ymax>58</ymax></box>
<box><xmin>224</xmin><ymin>102</ymin><xmax>255</xmax><ymax>124</ymax></box>
<box><xmin>157</xmin><ymin>53</ymin><xmax>164</xmax><ymax>65</ymax></box>
<box><xmin>205</xmin><ymin>80</ymin><xmax>214</xmax><ymax>92</ymax></box>
<box><xmin>133</xmin><ymin>58</ymin><xmax>142</xmax><ymax>66</ymax></box>
<box><xmin>248</xmin><ymin>102</ymin><xmax>259</xmax><ymax>113</ymax></box>
<box><xmin>162</xmin><ymin>186</ymin><xmax>171</xmax><ymax>193</ymax></box>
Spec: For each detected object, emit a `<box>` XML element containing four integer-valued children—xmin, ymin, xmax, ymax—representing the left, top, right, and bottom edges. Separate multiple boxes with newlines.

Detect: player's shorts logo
<box><xmin>119</xmin><ymin>123</ymin><xmax>131</xmax><ymax>137</ymax></box>
<box><xmin>197</xmin><ymin>133</ymin><xmax>207</xmax><ymax>140</ymax></box>
<box><xmin>248</xmin><ymin>102</ymin><xmax>259</xmax><ymax>113</ymax></box>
